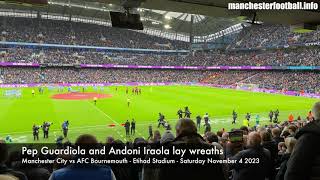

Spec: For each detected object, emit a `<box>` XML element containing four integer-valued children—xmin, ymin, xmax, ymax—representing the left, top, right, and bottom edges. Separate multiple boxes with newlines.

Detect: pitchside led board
<box><xmin>2</xmin><ymin>0</ymin><xmax>48</xmax><ymax>5</ymax></box>
<box><xmin>110</xmin><ymin>11</ymin><xmax>144</xmax><ymax>30</ymax></box>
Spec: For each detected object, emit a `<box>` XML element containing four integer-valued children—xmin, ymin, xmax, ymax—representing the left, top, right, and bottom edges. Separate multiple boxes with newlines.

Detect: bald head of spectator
<box><xmin>175</xmin><ymin>118</ymin><xmax>197</xmax><ymax>137</ymax></box>
<box><xmin>312</xmin><ymin>102</ymin><xmax>320</xmax><ymax>121</ymax></box>
<box><xmin>247</xmin><ymin>132</ymin><xmax>262</xmax><ymax>148</ymax></box>
<box><xmin>221</xmin><ymin>132</ymin><xmax>229</xmax><ymax>143</ymax></box>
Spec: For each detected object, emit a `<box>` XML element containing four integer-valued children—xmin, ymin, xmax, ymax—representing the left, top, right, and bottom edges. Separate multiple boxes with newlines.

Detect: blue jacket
<box><xmin>50</xmin><ymin>164</ymin><xmax>115</xmax><ymax>180</ymax></box>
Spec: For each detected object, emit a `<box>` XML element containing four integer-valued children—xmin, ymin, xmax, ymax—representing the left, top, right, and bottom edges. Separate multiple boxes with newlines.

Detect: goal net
<box><xmin>3</xmin><ymin>89</ymin><xmax>22</xmax><ymax>98</ymax></box>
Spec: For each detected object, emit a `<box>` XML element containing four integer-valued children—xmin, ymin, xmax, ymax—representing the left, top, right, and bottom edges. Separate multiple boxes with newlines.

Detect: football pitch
<box><xmin>0</xmin><ymin>85</ymin><xmax>318</xmax><ymax>143</ymax></box>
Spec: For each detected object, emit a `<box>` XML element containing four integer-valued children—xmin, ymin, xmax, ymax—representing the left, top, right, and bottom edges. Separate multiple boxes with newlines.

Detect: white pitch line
<box><xmin>85</xmin><ymin>101</ymin><xmax>120</xmax><ymax>125</ymax></box>
<box><xmin>0</xmin><ymin>124</ymin><xmax>112</xmax><ymax>135</ymax></box>
<box><xmin>87</xmin><ymin>102</ymin><xmax>145</xmax><ymax>139</ymax></box>
<box><xmin>0</xmin><ymin>116</ymin><xmax>288</xmax><ymax>136</ymax></box>
<box><xmin>0</xmin><ymin>108</ymin><xmax>308</xmax><ymax>136</ymax></box>
<box><xmin>85</xmin><ymin>101</ymin><xmax>136</xmax><ymax>142</ymax></box>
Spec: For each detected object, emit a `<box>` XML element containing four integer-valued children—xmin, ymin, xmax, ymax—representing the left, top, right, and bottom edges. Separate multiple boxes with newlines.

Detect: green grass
<box><xmin>292</xmin><ymin>28</ymin><xmax>314</xmax><ymax>33</ymax></box>
<box><xmin>0</xmin><ymin>85</ymin><xmax>318</xmax><ymax>143</ymax></box>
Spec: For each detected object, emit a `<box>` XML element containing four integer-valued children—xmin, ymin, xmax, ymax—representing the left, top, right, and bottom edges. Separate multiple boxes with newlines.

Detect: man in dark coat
<box><xmin>0</xmin><ymin>141</ymin><xmax>27</xmax><ymax>180</ymax></box>
<box><xmin>177</xmin><ymin>109</ymin><xmax>183</xmax><ymax>119</ymax></box>
<box><xmin>157</xmin><ymin>118</ymin><xmax>226</xmax><ymax>180</ymax></box>
<box><xmin>124</xmin><ymin>120</ymin><xmax>130</xmax><ymax>136</ymax></box>
<box><xmin>271</xmin><ymin>127</ymin><xmax>284</xmax><ymax>145</ymax></box>
<box><xmin>276</xmin><ymin>137</ymin><xmax>296</xmax><ymax>180</ymax></box>
<box><xmin>260</xmin><ymin>130</ymin><xmax>278</xmax><ymax>180</ymax></box>
<box><xmin>228</xmin><ymin>132</ymin><xmax>272</xmax><ymax>180</ymax></box>
<box><xmin>285</xmin><ymin>102</ymin><xmax>320</xmax><ymax>180</ymax></box>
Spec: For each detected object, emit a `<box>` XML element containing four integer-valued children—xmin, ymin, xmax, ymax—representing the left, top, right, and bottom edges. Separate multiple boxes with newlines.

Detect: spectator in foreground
<box><xmin>0</xmin><ymin>140</ymin><xmax>27</xmax><ymax>180</ymax></box>
<box><xmin>7</xmin><ymin>150</ymin><xmax>51</xmax><ymax>180</ymax></box>
<box><xmin>276</xmin><ymin>137</ymin><xmax>296</xmax><ymax>180</ymax></box>
<box><xmin>142</xmin><ymin>131</ymin><xmax>175</xmax><ymax>180</ymax></box>
<box><xmin>272</xmin><ymin>128</ymin><xmax>284</xmax><ymax>145</ymax></box>
<box><xmin>160</xmin><ymin>130</ymin><xmax>175</xmax><ymax>144</ymax></box>
<box><xmin>228</xmin><ymin>132</ymin><xmax>272</xmax><ymax>180</ymax></box>
<box><xmin>260</xmin><ymin>130</ymin><xmax>278</xmax><ymax>180</ymax></box>
<box><xmin>157</xmin><ymin>118</ymin><xmax>226</xmax><ymax>180</ymax></box>
<box><xmin>49</xmin><ymin>134</ymin><xmax>116</xmax><ymax>180</ymax></box>
<box><xmin>285</xmin><ymin>102</ymin><xmax>320</xmax><ymax>180</ymax></box>
<box><xmin>152</xmin><ymin>130</ymin><xmax>161</xmax><ymax>144</ymax></box>
<box><xmin>277</xmin><ymin>142</ymin><xmax>286</xmax><ymax>156</ymax></box>
<box><xmin>106</xmin><ymin>136</ymin><xmax>115</xmax><ymax>144</ymax></box>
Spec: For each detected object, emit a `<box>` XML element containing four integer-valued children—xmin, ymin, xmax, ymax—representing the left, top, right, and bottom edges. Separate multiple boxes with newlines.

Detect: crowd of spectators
<box><xmin>1</xmin><ymin>47</ymin><xmax>320</xmax><ymax>66</ymax></box>
<box><xmin>0</xmin><ymin>17</ymin><xmax>188</xmax><ymax>50</ymax></box>
<box><xmin>203</xmin><ymin>71</ymin><xmax>320</xmax><ymax>93</ymax></box>
<box><xmin>241</xmin><ymin>71</ymin><xmax>320</xmax><ymax>93</ymax></box>
<box><xmin>1</xmin><ymin>102</ymin><xmax>320</xmax><ymax>180</ymax></box>
<box><xmin>0</xmin><ymin>67</ymin><xmax>210</xmax><ymax>84</ymax></box>
<box><xmin>2</xmin><ymin>16</ymin><xmax>320</xmax><ymax>51</ymax></box>
<box><xmin>201</xmin><ymin>71</ymin><xmax>258</xmax><ymax>85</ymax></box>
<box><xmin>0</xmin><ymin>67</ymin><xmax>319</xmax><ymax>93</ymax></box>
<box><xmin>231</xmin><ymin>24</ymin><xmax>320</xmax><ymax>49</ymax></box>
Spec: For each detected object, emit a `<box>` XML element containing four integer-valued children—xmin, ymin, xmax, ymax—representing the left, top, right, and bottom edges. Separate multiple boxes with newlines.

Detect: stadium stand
<box><xmin>0</xmin><ymin>17</ymin><xmax>188</xmax><ymax>50</ymax></box>
<box><xmin>0</xmin><ymin>68</ymin><xmax>210</xmax><ymax>84</ymax></box>
<box><xmin>1</xmin><ymin>46</ymin><xmax>319</xmax><ymax>66</ymax></box>
<box><xmin>0</xmin><ymin>4</ymin><xmax>320</xmax><ymax>180</ymax></box>
<box><xmin>230</xmin><ymin>24</ymin><xmax>320</xmax><ymax>49</ymax></box>
<box><xmin>0</xmin><ymin>68</ymin><xmax>319</xmax><ymax>93</ymax></box>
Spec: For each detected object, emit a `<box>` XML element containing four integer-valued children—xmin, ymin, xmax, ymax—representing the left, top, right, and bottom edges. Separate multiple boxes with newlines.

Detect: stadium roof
<box><xmin>0</xmin><ymin>0</ymin><xmax>243</xmax><ymax>39</ymax></box>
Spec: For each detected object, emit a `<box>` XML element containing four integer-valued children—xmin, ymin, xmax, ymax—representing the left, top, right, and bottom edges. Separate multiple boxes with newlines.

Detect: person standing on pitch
<box><xmin>255</xmin><ymin>114</ymin><xmax>260</xmax><ymax>127</ymax></box>
<box><xmin>177</xmin><ymin>109</ymin><xmax>183</xmax><ymax>119</ymax></box>
<box><xmin>42</xmin><ymin>121</ymin><xmax>51</xmax><ymax>139</ymax></box>
<box><xmin>269</xmin><ymin>110</ymin><xmax>274</xmax><ymax>122</ymax></box>
<box><xmin>131</xmin><ymin>119</ymin><xmax>136</xmax><ymax>135</ymax></box>
<box><xmin>32</xmin><ymin>124</ymin><xmax>40</xmax><ymax>141</ymax></box>
<box><xmin>125</xmin><ymin>120</ymin><xmax>130</xmax><ymax>137</ymax></box>
<box><xmin>196</xmin><ymin>115</ymin><xmax>201</xmax><ymax>130</ymax></box>
<box><xmin>158</xmin><ymin>113</ymin><xmax>165</xmax><ymax>128</ymax></box>
<box><xmin>204</xmin><ymin>122</ymin><xmax>211</xmax><ymax>134</ymax></box>
<box><xmin>62</xmin><ymin>120</ymin><xmax>69</xmax><ymax>138</ymax></box>
<box><xmin>245</xmin><ymin>112</ymin><xmax>251</xmax><ymax>122</ymax></box>
<box><xmin>127</xmin><ymin>98</ymin><xmax>131</xmax><ymax>107</ymax></box>
<box><xmin>232</xmin><ymin>110</ymin><xmax>237</xmax><ymax>124</ymax></box>
<box><xmin>148</xmin><ymin>124</ymin><xmax>153</xmax><ymax>140</ymax></box>
<box><xmin>184</xmin><ymin>106</ymin><xmax>191</xmax><ymax>118</ymax></box>
<box><xmin>203</xmin><ymin>113</ymin><xmax>209</xmax><ymax>124</ymax></box>
<box><xmin>93</xmin><ymin>97</ymin><xmax>97</xmax><ymax>105</ymax></box>
<box><xmin>274</xmin><ymin>109</ymin><xmax>279</xmax><ymax>122</ymax></box>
